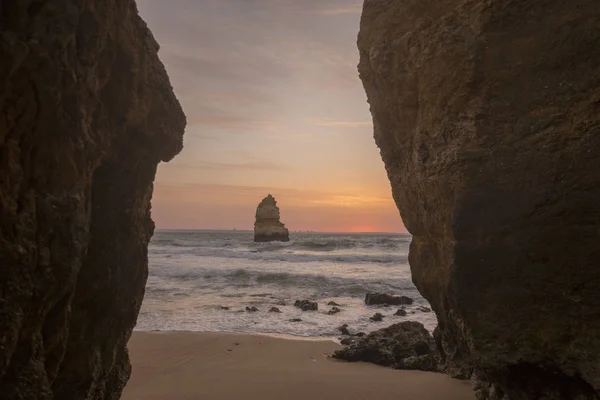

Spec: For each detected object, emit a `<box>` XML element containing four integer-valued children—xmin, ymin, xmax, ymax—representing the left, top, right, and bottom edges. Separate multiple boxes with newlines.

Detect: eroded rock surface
<box><xmin>253</xmin><ymin>194</ymin><xmax>289</xmax><ymax>242</ymax></box>
<box><xmin>333</xmin><ymin>321</ymin><xmax>438</xmax><ymax>372</ymax></box>
<box><xmin>358</xmin><ymin>0</ymin><xmax>600</xmax><ymax>398</ymax></box>
<box><xmin>0</xmin><ymin>1</ymin><xmax>185</xmax><ymax>398</ymax></box>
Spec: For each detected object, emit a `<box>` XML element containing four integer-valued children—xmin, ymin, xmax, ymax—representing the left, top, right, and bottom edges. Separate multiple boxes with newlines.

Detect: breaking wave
<box><xmin>150</xmin><ymin>232</ymin><xmax>410</xmax><ymax>264</ymax></box>
<box><xmin>147</xmin><ymin>266</ymin><xmax>414</xmax><ymax>298</ymax></box>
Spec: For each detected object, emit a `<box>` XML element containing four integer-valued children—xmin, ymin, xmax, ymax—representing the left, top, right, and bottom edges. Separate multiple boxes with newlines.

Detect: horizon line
<box><xmin>155</xmin><ymin>228</ymin><xmax>409</xmax><ymax>235</ymax></box>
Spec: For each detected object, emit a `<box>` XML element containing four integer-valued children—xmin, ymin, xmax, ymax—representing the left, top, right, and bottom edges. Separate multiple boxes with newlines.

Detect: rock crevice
<box><xmin>358</xmin><ymin>0</ymin><xmax>600</xmax><ymax>398</ymax></box>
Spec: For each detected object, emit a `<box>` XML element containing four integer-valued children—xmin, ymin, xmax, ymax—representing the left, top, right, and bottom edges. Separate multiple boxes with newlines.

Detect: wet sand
<box><xmin>123</xmin><ymin>331</ymin><xmax>475</xmax><ymax>400</ymax></box>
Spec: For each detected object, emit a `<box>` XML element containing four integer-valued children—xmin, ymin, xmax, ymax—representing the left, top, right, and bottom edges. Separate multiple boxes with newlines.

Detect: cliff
<box><xmin>358</xmin><ymin>1</ymin><xmax>600</xmax><ymax>399</ymax></box>
<box><xmin>0</xmin><ymin>1</ymin><xmax>186</xmax><ymax>399</ymax></box>
<box><xmin>254</xmin><ymin>194</ymin><xmax>290</xmax><ymax>242</ymax></box>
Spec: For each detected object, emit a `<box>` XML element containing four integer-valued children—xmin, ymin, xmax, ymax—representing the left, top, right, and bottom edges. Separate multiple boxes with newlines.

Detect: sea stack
<box><xmin>254</xmin><ymin>194</ymin><xmax>290</xmax><ymax>242</ymax></box>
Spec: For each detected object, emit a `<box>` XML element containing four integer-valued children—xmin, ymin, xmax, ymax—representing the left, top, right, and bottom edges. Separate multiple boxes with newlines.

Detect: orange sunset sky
<box><xmin>137</xmin><ymin>0</ymin><xmax>406</xmax><ymax>233</ymax></box>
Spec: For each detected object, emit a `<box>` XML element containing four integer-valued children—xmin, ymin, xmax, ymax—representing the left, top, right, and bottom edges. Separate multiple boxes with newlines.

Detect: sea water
<box><xmin>136</xmin><ymin>230</ymin><xmax>436</xmax><ymax>338</ymax></box>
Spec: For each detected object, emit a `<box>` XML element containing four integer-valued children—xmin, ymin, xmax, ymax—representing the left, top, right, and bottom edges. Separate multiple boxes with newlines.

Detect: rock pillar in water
<box><xmin>254</xmin><ymin>194</ymin><xmax>290</xmax><ymax>242</ymax></box>
<box><xmin>0</xmin><ymin>1</ymin><xmax>186</xmax><ymax>398</ymax></box>
<box><xmin>358</xmin><ymin>0</ymin><xmax>600</xmax><ymax>398</ymax></box>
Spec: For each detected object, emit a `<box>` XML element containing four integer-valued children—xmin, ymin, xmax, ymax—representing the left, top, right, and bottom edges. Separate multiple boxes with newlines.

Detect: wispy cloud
<box><xmin>312</xmin><ymin>7</ymin><xmax>362</xmax><ymax>15</ymax></box>
<box><xmin>154</xmin><ymin>182</ymin><xmax>392</xmax><ymax>209</ymax></box>
<box><xmin>151</xmin><ymin>182</ymin><xmax>403</xmax><ymax>232</ymax></box>
<box><xmin>169</xmin><ymin>160</ymin><xmax>289</xmax><ymax>172</ymax></box>
<box><xmin>136</xmin><ymin>1</ymin><xmax>400</xmax><ymax>231</ymax></box>
<box><xmin>189</xmin><ymin>115</ymin><xmax>277</xmax><ymax>130</ymax></box>
<box><xmin>307</xmin><ymin>195</ymin><xmax>389</xmax><ymax>207</ymax></box>
<box><xmin>186</xmin><ymin>104</ymin><xmax>278</xmax><ymax>130</ymax></box>
<box><xmin>313</xmin><ymin>118</ymin><xmax>372</xmax><ymax>128</ymax></box>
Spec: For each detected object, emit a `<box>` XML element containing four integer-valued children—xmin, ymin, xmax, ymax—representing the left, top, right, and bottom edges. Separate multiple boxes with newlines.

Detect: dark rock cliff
<box><xmin>358</xmin><ymin>0</ymin><xmax>600</xmax><ymax>398</ymax></box>
<box><xmin>0</xmin><ymin>1</ymin><xmax>185</xmax><ymax>399</ymax></box>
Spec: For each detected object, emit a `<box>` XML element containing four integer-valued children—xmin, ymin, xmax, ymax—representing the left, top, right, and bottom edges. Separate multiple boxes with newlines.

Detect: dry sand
<box><xmin>123</xmin><ymin>332</ymin><xmax>475</xmax><ymax>400</ymax></box>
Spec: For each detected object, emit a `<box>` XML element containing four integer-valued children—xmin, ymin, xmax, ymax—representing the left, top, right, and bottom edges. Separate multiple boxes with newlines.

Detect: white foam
<box><xmin>137</xmin><ymin>231</ymin><xmax>437</xmax><ymax>337</ymax></box>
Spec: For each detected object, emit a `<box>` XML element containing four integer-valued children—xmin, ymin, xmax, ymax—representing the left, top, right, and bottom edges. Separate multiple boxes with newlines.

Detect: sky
<box><xmin>137</xmin><ymin>0</ymin><xmax>406</xmax><ymax>233</ymax></box>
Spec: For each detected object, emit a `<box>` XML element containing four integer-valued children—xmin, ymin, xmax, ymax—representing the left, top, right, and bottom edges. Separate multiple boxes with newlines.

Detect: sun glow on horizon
<box><xmin>137</xmin><ymin>0</ymin><xmax>405</xmax><ymax>233</ymax></box>
<box><xmin>345</xmin><ymin>225</ymin><xmax>379</xmax><ymax>233</ymax></box>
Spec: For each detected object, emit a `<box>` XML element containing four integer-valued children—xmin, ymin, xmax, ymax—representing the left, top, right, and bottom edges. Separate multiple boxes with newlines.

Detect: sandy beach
<box><xmin>123</xmin><ymin>332</ymin><xmax>475</xmax><ymax>400</ymax></box>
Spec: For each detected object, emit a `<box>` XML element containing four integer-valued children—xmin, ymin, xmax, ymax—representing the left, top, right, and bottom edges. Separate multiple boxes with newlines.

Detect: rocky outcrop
<box><xmin>253</xmin><ymin>194</ymin><xmax>289</xmax><ymax>242</ymax></box>
<box><xmin>333</xmin><ymin>321</ymin><xmax>438</xmax><ymax>372</ymax></box>
<box><xmin>364</xmin><ymin>292</ymin><xmax>413</xmax><ymax>306</ymax></box>
<box><xmin>0</xmin><ymin>1</ymin><xmax>185</xmax><ymax>399</ymax></box>
<box><xmin>358</xmin><ymin>0</ymin><xmax>600</xmax><ymax>398</ymax></box>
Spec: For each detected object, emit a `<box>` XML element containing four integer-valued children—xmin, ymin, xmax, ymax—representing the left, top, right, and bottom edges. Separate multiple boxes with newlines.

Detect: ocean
<box><xmin>136</xmin><ymin>230</ymin><xmax>436</xmax><ymax>338</ymax></box>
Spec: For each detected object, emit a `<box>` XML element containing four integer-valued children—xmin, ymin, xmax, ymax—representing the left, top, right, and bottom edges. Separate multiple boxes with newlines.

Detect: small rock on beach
<box><xmin>365</xmin><ymin>293</ymin><xmax>414</xmax><ymax>306</ymax></box>
<box><xmin>327</xmin><ymin>306</ymin><xmax>341</xmax><ymax>315</ymax></box>
<box><xmin>370</xmin><ymin>313</ymin><xmax>384</xmax><ymax>322</ymax></box>
<box><xmin>294</xmin><ymin>300</ymin><xmax>318</xmax><ymax>311</ymax></box>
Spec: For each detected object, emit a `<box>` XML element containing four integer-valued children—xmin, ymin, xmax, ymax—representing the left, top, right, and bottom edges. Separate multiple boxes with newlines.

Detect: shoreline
<box><xmin>133</xmin><ymin>329</ymin><xmax>341</xmax><ymax>342</ymax></box>
<box><xmin>123</xmin><ymin>331</ymin><xmax>475</xmax><ymax>400</ymax></box>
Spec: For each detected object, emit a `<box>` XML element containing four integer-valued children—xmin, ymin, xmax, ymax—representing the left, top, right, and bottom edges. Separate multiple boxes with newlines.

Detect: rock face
<box><xmin>358</xmin><ymin>0</ymin><xmax>600</xmax><ymax>398</ymax></box>
<box><xmin>333</xmin><ymin>321</ymin><xmax>438</xmax><ymax>372</ymax></box>
<box><xmin>253</xmin><ymin>194</ymin><xmax>289</xmax><ymax>242</ymax></box>
<box><xmin>0</xmin><ymin>2</ymin><xmax>185</xmax><ymax>399</ymax></box>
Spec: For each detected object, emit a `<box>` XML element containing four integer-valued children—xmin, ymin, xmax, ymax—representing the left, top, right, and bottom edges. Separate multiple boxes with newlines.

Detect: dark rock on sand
<box><xmin>269</xmin><ymin>307</ymin><xmax>282</xmax><ymax>313</ymax></box>
<box><xmin>294</xmin><ymin>300</ymin><xmax>318</xmax><ymax>311</ymax></box>
<box><xmin>327</xmin><ymin>307</ymin><xmax>341</xmax><ymax>315</ymax></box>
<box><xmin>333</xmin><ymin>321</ymin><xmax>438</xmax><ymax>372</ymax></box>
<box><xmin>370</xmin><ymin>313</ymin><xmax>384</xmax><ymax>322</ymax></box>
<box><xmin>359</xmin><ymin>0</ymin><xmax>600</xmax><ymax>396</ymax></box>
<box><xmin>246</xmin><ymin>306</ymin><xmax>259</xmax><ymax>312</ymax></box>
<box><xmin>327</xmin><ymin>301</ymin><xmax>341</xmax><ymax>306</ymax></box>
<box><xmin>394</xmin><ymin>309</ymin><xmax>407</xmax><ymax>317</ymax></box>
<box><xmin>338</xmin><ymin>324</ymin><xmax>351</xmax><ymax>336</ymax></box>
<box><xmin>417</xmin><ymin>306</ymin><xmax>432</xmax><ymax>313</ymax></box>
<box><xmin>364</xmin><ymin>293</ymin><xmax>413</xmax><ymax>306</ymax></box>
<box><xmin>355</xmin><ymin>332</ymin><xmax>366</xmax><ymax>337</ymax></box>
<box><xmin>340</xmin><ymin>337</ymin><xmax>355</xmax><ymax>346</ymax></box>
<box><xmin>220</xmin><ymin>306</ymin><xmax>231</xmax><ymax>311</ymax></box>
<box><xmin>289</xmin><ymin>318</ymin><xmax>302</xmax><ymax>323</ymax></box>
<box><xmin>0</xmin><ymin>1</ymin><xmax>185</xmax><ymax>398</ymax></box>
